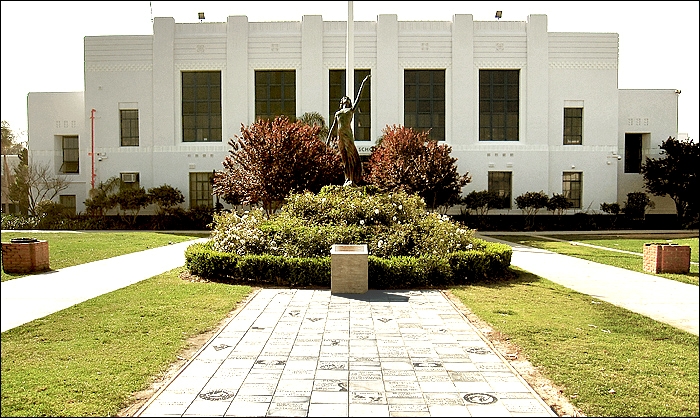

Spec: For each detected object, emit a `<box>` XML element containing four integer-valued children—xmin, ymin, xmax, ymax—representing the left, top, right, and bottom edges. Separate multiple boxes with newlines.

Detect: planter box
<box><xmin>643</xmin><ymin>243</ymin><xmax>691</xmax><ymax>274</ymax></box>
<box><xmin>330</xmin><ymin>244</ymin><xmax>368</xmax><ymax>294</ymax></box>
<box><xmin>1</xmin><ymin>238</ymin><xmax>50</xmax><ymax>273</ymax></box>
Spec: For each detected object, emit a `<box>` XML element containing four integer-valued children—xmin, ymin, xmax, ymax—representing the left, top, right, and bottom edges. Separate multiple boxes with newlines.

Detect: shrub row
<box><xmin>1</xmin><ymin>208</ymin><xmax>214</xmax><ymax>231</ymax></box>
<box><xmin>185</xmin><ymin>238</ymin><xmax>512</xmax><ymax>288</ymax></box>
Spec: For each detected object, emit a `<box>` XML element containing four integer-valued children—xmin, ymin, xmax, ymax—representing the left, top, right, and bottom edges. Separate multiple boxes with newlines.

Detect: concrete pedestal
<box><xmin>331</xmin><ymin>244</ymin><xmax>368</xmax><ymax>294</ymax></box>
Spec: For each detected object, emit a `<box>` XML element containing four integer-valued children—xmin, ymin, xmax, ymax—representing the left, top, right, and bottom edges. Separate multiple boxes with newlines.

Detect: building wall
<box><xmin>25</xmin><ymin>13</ymin><xmax>679</xmax><ymax>216</ymax></box>
<box><xmin>618</xmin><ymin>89</ymin><xmax>679</xmax><ymax>214</ymax></box>
<box><xmin>26</xmin><ymin>91</ymin><xmax>87</xmax><ymax>208</ymax></box>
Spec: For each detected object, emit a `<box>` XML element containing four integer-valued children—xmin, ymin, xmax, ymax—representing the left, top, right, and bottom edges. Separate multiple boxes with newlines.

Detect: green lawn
<box><xmin>1</xmin><ymin>267</ymin><xmax>252</xmax><ymax>417</ymax></box>
<box><xmin>490</xmin><ymin>233</ymin><xmax>698</xmax><ymax>286</ymax></box>
<box><xmin>2</xmin><ymin>231</ymin><xmax>698</xmax><ymax>416</ymax></box>
<box><xmin>1</xmin><ymin>231</ymin><xmax>209</xmax><ymax>282</ymax></box>
<box><xmin>451</xmin><ymin>268</ymin><xmax>699</xmax><ymax>417</ymax></box>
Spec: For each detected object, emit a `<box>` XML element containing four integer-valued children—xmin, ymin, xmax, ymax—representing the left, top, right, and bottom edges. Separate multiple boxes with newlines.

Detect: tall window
<box><xmin>189</xmin><ymin>172</ymin><xmax>213</xmax><ymax>208</ymax></box>
<box><xmin>624</xmin><ymin>133</ymin><xmax>643</xmax><ymax>173</ymax></box>
<box><xmin>479</xmin><ymin>70</ymin><xmax>519</xmax><ymax>141</ymax></box>
<box><xmin>120</xmin><ymin>109</ymin><xmax>139</xmax><ymax>146</ymax></box>
<box><xmin>59</xmin><ymin>195</ymin><xmax>76</xmax><ymax>215</ymax></box>
<box><xmin>404</xmin><ymin>69</ymin><xmax>445</xmax><ymax>141</ymax></box>
<box><xmin>488</xmin><ymin>171</ymin><xmax>512</xmax><ymax>209</ymax></box>
<box><xmin>60</xmin><ymin>136</ymin><xmax>79</xmax><ymax>174</ymax></box>
<box><xmin>562</xmin><ymin>172</ymin><xmax>582</xmax><ymax>209</ymax></box>
<box><xmin>329</xmin><ymin>69</ymin><xmax>371</xmax><ymax>141</ymax></box>
<box><xmin>255</xmin><ymin>70</ymin><xmax>296</xmax><ymax>121</ymax></box>
<box><xmin>563</xmin><ymin>108</ymin><xmax>583</xmax><ymax>145</ymax></box>
<box><xmin>182</xmin><ymin>71</ymin><xmax>222</xmax><ymax>142</ymax></box>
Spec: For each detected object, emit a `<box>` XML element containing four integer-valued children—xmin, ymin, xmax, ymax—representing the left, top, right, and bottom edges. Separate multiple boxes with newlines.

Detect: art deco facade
<box><xmin>26</xmin><ymin>14</ymin><xmax>679</xmax><ymax>215</ymax></box>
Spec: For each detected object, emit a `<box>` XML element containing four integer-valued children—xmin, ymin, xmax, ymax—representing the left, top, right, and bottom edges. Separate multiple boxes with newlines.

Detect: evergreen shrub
<box><xmin>186</xmin><ymin>185</ymin><xmax>512</xmax><ymax>287</ymax></box>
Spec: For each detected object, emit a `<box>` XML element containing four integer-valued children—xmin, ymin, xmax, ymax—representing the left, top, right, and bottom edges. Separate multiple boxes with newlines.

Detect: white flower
<box><xmin>392</xmin><ymin>216</ymin><xmax>397</xmax><ymax>222</ymax></box>
<box><xmin>398</xmin><ymin>205</ymin><xmax>403</xmax><ymax>210</ymax></box>
<box><xmin>374</xmin><ymin>208</ymin><xmax>380</xmax><ymax>214</ymax></box>
<box><xmin>359</xmin><ymin>220</ymin><xmax>365</xmax><ymax>225</ymax></box>
<box><xmin>378</xmin><ymin>240</ymin><xmax>384</xmax><ymax>248</ymax></box>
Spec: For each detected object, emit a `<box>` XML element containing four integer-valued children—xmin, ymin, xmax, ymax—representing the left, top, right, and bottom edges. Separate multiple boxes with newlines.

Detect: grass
<box><xmin>450</xmin><ymin>269</ymin><xmax>699</xmax><ymax>417</ymax></box>
<box><xmin>490</xmin><ymin>234</ymin><xmax>699</xmax><ymax>286</ymax></box>
<box><xmin>2</xmin><ymin>231</ymin><xmax>698</xmax><ymax>416</ymax></box>
<box><xmin>1</xmin><ymin>231</ymin><xmax>210</xmax><ymax>282</ymax></box>
<box><xmin>1</xmin><ymin>267</ymin><xmax>251</xmax><ymax>417</ymax></box>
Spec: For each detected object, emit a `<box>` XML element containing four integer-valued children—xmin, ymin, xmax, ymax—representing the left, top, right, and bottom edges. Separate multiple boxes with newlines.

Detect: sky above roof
<box><xmin>1</xmin><ymin>1</ymin><xmax>697</xmax><ymax>142</ymax></box>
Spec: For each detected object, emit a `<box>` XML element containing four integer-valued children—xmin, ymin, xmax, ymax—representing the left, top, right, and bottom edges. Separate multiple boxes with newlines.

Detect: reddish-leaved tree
<box><xmin>365</xmin><ymin>125</ymin><xmax>471</xmax><ymax>212</ymax></box>
<box><xmin>214</xmin><ymin>116</ymin><xmax>344</xmax><ymax>216</ymax></box>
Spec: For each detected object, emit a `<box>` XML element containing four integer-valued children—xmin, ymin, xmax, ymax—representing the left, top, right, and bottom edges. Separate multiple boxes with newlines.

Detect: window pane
<box><xmin>488</xmin><ymin>171</ymin><xmax>512</xmax><ymax>208</ymax></box>
<box><xmin>256</xmin><ymin>70</ymin><xmax>296</xmax><ymax>121</ymax></box>
<box><xmin>563</xmin><ymin>107</ymin><xmax>583</xmax><ymax>145</ymax></box>
<box><xmin>62</xmin><ymin>136</ymin><xmax>79</xmax><ymax>173</ymax></box>
<box><xmin>405</xmin><ymin>101</ymin><xmax>416</xmax><ymax>113</ymax></box>
<box><xmin>120</xmin><ymin>109</ymin><xmax>139</xmax><ymax>147</ymax></box>
<box><xmin>181</xmin><ymin>71</ymin><xmax>222</xmax><ymax>142</ymax></box>
<box><xmin>403</xmin><ymin>69</ymin><xmax>444</xmax><ymax>140</ymax></box>
<box><xmin>189</xmin><ymin>172</ymin><xmax>213</xmax><ymax>208</ymax></box>
<box><xmin>405</xmin><ymin>85</ymin><xmax>416</xmax><ymax>98</ymax></box>
<box><xmin>479</xmin><ymin>70</ymin><xmax>519</xmax><ymax>141</ymax></box>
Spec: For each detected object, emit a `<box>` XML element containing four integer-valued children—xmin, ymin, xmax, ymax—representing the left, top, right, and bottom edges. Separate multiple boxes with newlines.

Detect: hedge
<box><xmin>185</xmin><ymin>239</ymin><xmax>512</xmax><ymax>288</ymax></box>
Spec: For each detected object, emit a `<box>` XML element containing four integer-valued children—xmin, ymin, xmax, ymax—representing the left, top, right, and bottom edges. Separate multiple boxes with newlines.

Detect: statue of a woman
<box><xmin>327</xmin><ymin>74</ymin><xmax>371</xmax><ymax>186</ymax></box>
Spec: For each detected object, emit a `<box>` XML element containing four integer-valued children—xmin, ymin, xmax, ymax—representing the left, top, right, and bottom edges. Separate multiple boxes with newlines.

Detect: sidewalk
<box><xmin>477</xmin><ymin>231</ymin><xmax>699</xmax><ymax>336</ymax></box>
<box><xmin>1</xmin><ymin>238</ymin><xmax>207</xmax><ymax>332</ymax></box>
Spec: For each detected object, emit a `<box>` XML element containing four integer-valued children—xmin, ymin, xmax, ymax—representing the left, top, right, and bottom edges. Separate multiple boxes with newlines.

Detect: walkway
<box><xmin>477</xmin><ymin>231</ymin><xmax>699</xmax><ymax>336</ymax></box>
<box><xmin>1</xmin><ymin>238</ymin><xmax>207</xmax><ymax>332</ymax></box>
<box><xmin>135</xmin><ymin>288</ymin><xmax>556</xmax><ymax>417</ymax></box>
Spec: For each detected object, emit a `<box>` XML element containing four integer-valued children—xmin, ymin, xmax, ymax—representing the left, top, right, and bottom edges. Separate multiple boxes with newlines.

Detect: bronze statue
<box><xmin>327</xmin><ymin>74</ymin><xmax>370</xmax><ymax>186</ymax></box>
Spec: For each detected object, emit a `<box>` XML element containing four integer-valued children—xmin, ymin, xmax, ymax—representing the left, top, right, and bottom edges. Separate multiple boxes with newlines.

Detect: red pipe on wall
<box><xmin>90</xmin><ymin>108</ymin><xmax>96</xmax><ymax>189</ymax></box>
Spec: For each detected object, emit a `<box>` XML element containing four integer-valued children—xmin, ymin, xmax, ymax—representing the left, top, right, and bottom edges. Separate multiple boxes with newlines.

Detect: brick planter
<box><xmin>643</xmin><ymin>243</ymin><xmax>691</xmax><ymax>274</ymax></box>
<box><xmin>1</xmin><ymin>238</ymin><xmax>50</xmax><ymax>273</ymax></box>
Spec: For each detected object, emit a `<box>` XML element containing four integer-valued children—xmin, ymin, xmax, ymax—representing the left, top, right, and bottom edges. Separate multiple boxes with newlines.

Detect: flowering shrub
<box><xmin>1</xmin><ymin>214</ymin><xmax>38</xmax><ymax>230</ymax></box>
<box><xmin>209</xmin><ymin>208</ymin><xmax>269</xmax><ymax>255</ymax></box>
<box><xmin>209</xmin><ymin>185</ymin><xmax>475</xmax><ymax>258</ymax></box>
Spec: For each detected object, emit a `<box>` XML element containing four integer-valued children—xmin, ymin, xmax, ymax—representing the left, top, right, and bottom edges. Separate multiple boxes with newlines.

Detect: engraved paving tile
<box><xmin>136</xmin><ymin>289</ymin><xmax>555</xmax><ymax>417</ymax></box>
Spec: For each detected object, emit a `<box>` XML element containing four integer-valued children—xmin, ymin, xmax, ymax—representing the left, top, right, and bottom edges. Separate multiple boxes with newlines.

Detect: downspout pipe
<box><xmin>90</xmin><ymin>108</ymin><xmax>96</xmax><ymax>189</ymax></box>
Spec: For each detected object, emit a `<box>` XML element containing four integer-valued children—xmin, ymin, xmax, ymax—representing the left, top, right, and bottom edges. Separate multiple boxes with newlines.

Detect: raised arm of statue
<box><xmin>352</xmin><ymin>74</ymin><xmax>371</xmax><ymax>112</ymax></box>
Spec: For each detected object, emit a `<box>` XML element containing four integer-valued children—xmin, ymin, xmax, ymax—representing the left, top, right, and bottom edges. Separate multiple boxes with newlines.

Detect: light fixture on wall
<box><xmin>495</xmin><ymin>11</ymin><xmax>502</xmax><ymax>20</ymax></box>
<box><xmin>607</xmin><ymin>152</ymin><xmax>622</xmax><ymax>164</ymax></box>
<box><xmin>198</xmin><ymin>12</ymin><xmax>205</xmax><ymax>22</ymax></box>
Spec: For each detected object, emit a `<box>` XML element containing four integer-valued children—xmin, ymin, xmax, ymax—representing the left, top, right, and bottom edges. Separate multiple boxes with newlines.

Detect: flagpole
<box><xmin>346</xmin><ymin>1</ymin><xmax>354</xmax><ymax>133</ymax></box>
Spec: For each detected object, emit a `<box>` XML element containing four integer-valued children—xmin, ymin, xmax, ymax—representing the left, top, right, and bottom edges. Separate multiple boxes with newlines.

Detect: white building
<box><xmin>26</xmin><ymin>13</ymin><xmax>680</xmax><ymax>216</ymax></box>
